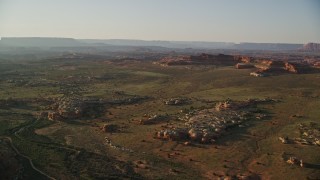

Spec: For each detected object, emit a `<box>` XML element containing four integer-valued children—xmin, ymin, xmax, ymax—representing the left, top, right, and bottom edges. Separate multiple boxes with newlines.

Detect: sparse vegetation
<box><xmin>0</xmin><ymin>50</ymin><xmax>319</xmax><ymax>179</ymax></box>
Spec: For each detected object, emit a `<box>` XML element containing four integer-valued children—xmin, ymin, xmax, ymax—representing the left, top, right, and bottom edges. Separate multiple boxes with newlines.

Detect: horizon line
<box><xmin>0</xmin><ymin>36</ymin><xmax>318</xmax><ymax>44</ymax></box>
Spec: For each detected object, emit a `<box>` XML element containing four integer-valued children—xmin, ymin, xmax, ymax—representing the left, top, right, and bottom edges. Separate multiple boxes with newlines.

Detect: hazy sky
<box><xmin>0</xmin><ymin>0</ymin><xmax>319</xmax><ymax>43</ymax></box>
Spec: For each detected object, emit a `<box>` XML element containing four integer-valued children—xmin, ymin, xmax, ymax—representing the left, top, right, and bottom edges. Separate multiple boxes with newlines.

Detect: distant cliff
<box><xmin>0</xmin><ymin>37</ymin><xmax>85</xmax><ymax>47</ymax></box>
<box><xmin>301</xmin><ymin>43</ymin><xmax>320</xmax><ymax>52</ymax></box>
<box><xmin>81</xmin><ymin>39</ymin><xmax>304</xmax><ymax>51</ymax></box>
<box><xmin>1</xmin><ymin>37</ymin><xmax>318</xmax><ymax>51</ymax></box>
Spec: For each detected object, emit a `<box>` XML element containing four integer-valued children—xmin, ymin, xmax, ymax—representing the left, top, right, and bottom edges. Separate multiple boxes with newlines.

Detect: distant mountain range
<box><xmin>0</xmin><ymin>37</ymin><xmax>319</xmax><ymax>51</ymax></box>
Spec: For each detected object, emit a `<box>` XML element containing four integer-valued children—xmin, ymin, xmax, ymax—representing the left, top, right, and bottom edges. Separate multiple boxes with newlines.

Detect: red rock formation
<box><xmin>234</xmin><ymin>56</ymin><xmax>254</xmax><ymax>63</ymax></box>
<box><xmin>284</xmin><ymin>62</ymin><xmax>298</xmax><ymax>73</ymax></box>
<box><xmin>255</xmin><ymin>60</ymin><xmax>313</xmax><ymax>74</ymax></box>
<box><xmin>284</xmin><ymin>62</ymin><xmax>313</xmax><ymax>73</ymax></box>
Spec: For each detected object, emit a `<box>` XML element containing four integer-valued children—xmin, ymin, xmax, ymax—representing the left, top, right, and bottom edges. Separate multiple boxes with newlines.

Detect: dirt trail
<box><xmin>1</xmin><ymin>136</ymin><xmax>56</xmax><ymax>180</ymax></box>
<box><xmin>6</xmin><ymin>118</ymin><xmax>86</xmax><ymax>179</ymax></box>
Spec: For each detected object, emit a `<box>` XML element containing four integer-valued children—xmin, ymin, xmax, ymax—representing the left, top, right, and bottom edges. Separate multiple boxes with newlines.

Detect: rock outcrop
<box><xmin>37</xmin><ymin>96</ymin><xmax>107</xmax><ymax>121</ymax></box>
<box><xmin>156</xmin><ymin>99</ymin><xmax>271</xmax><ymax>144</ymax></box>
<box><xmin>234</xmin><ymin>56</ymin><xmax>254</xmax><ymax>63</ymax></box>
<box><xmin>284</xmin><ymin>62</ymin><xmax>312</xmax><ymax>73</ymax></box>
<box><xmin>253</xmin><ymin>59</ymin><xmax>314</xmax><ymax>75</ymax></box>
<box><xmin>156</xmin><ymin>128</ymin><xmax>188</xmax><ymax>141</ymax></box>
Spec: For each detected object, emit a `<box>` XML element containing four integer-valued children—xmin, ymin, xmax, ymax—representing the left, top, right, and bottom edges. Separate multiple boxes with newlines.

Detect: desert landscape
<box><xmin>1</xmin><ymin>1</ymin><xmax>320</xmax><ymax>179</ymax></box>
<box><xmin>0</xmin><ymin>37</ymin><xmax>320</xmax><ymax>179</ymax></box>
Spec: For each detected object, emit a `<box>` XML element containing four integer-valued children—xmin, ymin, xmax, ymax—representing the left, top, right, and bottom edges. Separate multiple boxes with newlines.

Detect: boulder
<box><xmin>278</xmin><ymin>137</ymin><xmax>289</xmax><ymax>144</ymax></box>
<box><xmin>286</xmin><ymin>157</ymin><xmax>299</xmax><ymax>165</ymax></box>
